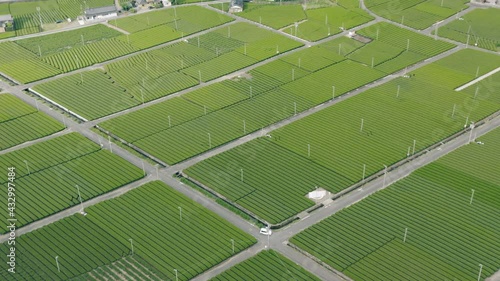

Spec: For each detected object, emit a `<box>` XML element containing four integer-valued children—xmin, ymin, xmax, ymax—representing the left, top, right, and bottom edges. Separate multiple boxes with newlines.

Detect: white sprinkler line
<box><xmin>455</xmin><ymin>67</ymin><xmax>500</xmax><ymax>91</ymax></box>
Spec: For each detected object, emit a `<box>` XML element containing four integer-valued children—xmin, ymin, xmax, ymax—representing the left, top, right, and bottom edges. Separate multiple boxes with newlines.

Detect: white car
<box><xmin>260</xmin><ymin>227</ymin><xmax>272</xmax><ymax>236</ymax></box>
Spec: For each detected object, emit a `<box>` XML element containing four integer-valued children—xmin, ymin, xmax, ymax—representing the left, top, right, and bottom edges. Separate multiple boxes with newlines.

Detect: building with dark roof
<box><xmin>84</xmin><ymin>6</ymin><xmax>118</xmax><ymax>20</ymax></box>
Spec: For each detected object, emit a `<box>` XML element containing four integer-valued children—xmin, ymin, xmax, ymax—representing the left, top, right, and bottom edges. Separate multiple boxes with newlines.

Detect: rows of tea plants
<box><xmin>0</xmin><ymin>181</ymin><xmax>256</xmax><ymax>280</ymax></box>
<box><xmin>16</xmin><ymin>24</ymin><xmax>123</xmax><ymax>56</ymax></box>
<box><xmin>186</xmin><ymin>138</ymin><xmax>351</xmax><ymax>223</ymax></box>
<box><xmin>436</xmin><ymin>8</ymin><xmax>500</xmax><ymax>51</ymax></box>
<box><xmin>291</xmin><ymin>127</ymin><xmax>500</xmax><ymax>280</ymax></box>
<box><xmin>357</xmin><ymin>22</ymin><xmax>455</xmax><ymax>58</ymax></box>
<box><xmin>0</xmin><ymin>42</ymin><xmax>61</xmax><ymax>83</ymax></box>
<box><xmin>184</xmin><ymin>49</ymin><xmax>500</xmax><ymax>223</ymax></box>
<box><xmin>100</xmin><ymin>25</ymin><xmax>458</xmax><ymax>166</ymax></box>
<box><xmin>70</xmin><ymin>256</ymin><xmax>167</xmax><ymax>281</ymax></box>
<box><xmin>36</xmin><ymin>22</ymin><xmax>301</xmax><ymax>119</ymax></box>
<box><xmin>291</xmin><ymin>6</ymin><xmax>374</xmax><ymax>41</ymax></box>
<box><xmin>211</xmin><ymin>250</ymin><xmax>321</xmax><ymax>281</ymax></box>
<box><xmin>0</xmin><ymin>133</ymin><xmax>144</xmax><ymax>231</ymax></box>
<box><xmin>236</xmin><ymin>3</ymin><xmax>306</xmax><ymax>29</ymax></box>
<box><xmin>32</xmin><ymin>70</ymin><xmax>141</xmax><ymax>120</ymax></box>
<box><xmin>0</xmin><ymin>94</ymin><xmax>64</xmax><ymax>150</ymax></box>
<box><xmin>365</xmin><ymin>0</ymin><xmax>468</xmax><ymax>30</ymax></box>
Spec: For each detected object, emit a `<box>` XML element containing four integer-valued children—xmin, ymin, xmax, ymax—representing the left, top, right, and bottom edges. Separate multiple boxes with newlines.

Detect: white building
<box><xmin>229</xmin><ymin>0</ymin><xmax>243</xmax><ymax>13</ymax></box>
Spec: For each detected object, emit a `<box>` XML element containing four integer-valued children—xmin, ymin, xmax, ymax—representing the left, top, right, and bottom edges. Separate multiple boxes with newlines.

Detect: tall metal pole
<box><xmin>332</xmin><ymin>85</ymin><xmax>335</xmax><ymax>99</ymax></box>
<box><xmin>477</xmin><ymin>264</ymin><xmax>483</xmax><ymax>281</ymax></box>
<box><xmin>476</xmin><ymin>66</ymin><xmax>480</xmax><ymax>78</ymax></box>
<box><xmin>452</xmin><ymin>104</ymin><xmax>456</xmax><ymax>119</ymax></box>
<box><xmin>24</xmin><ymin>160</ymin><xmax>30</xmax><ymax>175</ymax></box>
<box><xmin>474</xmin><ymin>86</ymin><xmax>479</xmax><ymax>99</ymax></box>
<box><xmin>249</xmin><ymin>86</ymin><xmax>252</xmax><ymax>98</ymax></box>
<box><xmin>37</xmin><ymin>7</ymin><xmax>43</xmax><ymax>28</ymax></box>
<box><xmin>294</xmin><ymin>102</ymin><xmax>297</xmax><ymax>115</ymax></box>
<box><xmin>412</xmin><ymin>140</ymin><xmax>416</xmax><ymax>155</ymax></box>
<box><xmin>129</xmin><ymin>238</ymin><xmax>134</xmax><ymax>255</ymax></box>
<box><xmin>174</xmin><ymin>269</ymin><xmax>178</xmax><ymax>281</ymax></box>
<box><xmin>108</xmin><ymin>136</ymin><xmax>113</xmax><ymax>153</ymax></box>
<box><xmin>178</xmin><ymin>206</ymin><xmax>182</xmax><ymax>221</ymax></box>
<box><xmin>35</xmin><ymin>99</ymin><xmax>39</xmax><ymax>111</ymax></box>
<box><xmin>243</xmin><ymin>120</ymin><xmax>246</xmax><ymax>134</ymax></box>
<box><xmin>198</xmin><ymin>70</ymin><xmax>202</xmax><ymax>83</ymax></box>
<box><xmin>371</xmin><ymin>57</ymin><xmax>374</xmax><ymax>68</ymax></box>
<box><xmin>403</xmin><ymin>227</ymin><xmax>408</xmax><ymax>242</ymax></box>
<box><xmin>468</xmin><ymin>123</ymin><xmax>475</xmax><ymax>143</ymax></box>
<box><xmin>307</xmin><ymin>144</ymin><xmax>310</xmax><ymax>157</ymax></box>
<box><xmin>142</xmin><ymin>161</ymin><xmax>145</xmax><ymax>176</ymax></box>
<box><xmin>76</xmin><ymin>184</ymin><xmax>84</xmax><ymax>212</ymax></box>
<box><xmin>406</xmin><ymin>39</ymin><xmax>410</xmax><ymax>51</ymax></box>
<box><xmin>470</xmin><ymin>189</ymin><xmax>475</xmax><ymax>204</ymax></box>
<box><xmin>231</xmin><ymin>239</ymin><xmax>235</xmax><ymax>253</ymax></box>
<box><xmin>292</xmin><ymin>69</ymin><xmax>294</xmax><ymax>81</ymax></box>
<box><xmin>360</xmin><ymin>118</ymin><xmax>364</xmax><ymax>132</ymax></box>
<box><xmin>383</xmin><ymin>165</ymin><xmax>387</xmax><ymax>187</ymax></box>
<box><xmin>397</xmin><ymin>85</ymin><xmax>400</xmax><ymax>98</ymax></box>
<box><xmin>240</xmin><ymin>169</ymin><xmax>243</xmax><ymax>182</ymax></box>
<box><xmin>362</xmin><ymin>164</ymin><xmax>366</xmax><ymax>181</ymax></box>
<box><xmin>55</xmin><ymin>256</ymin><xmax>60</xmax><ymax>272</ymax></box>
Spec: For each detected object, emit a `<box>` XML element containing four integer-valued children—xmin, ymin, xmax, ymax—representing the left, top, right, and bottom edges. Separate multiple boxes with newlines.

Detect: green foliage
<box><xmin>437</xmin><ymin>8</ymin><xmax>500</xmax><ymax>51</ymax></box>
<box><xmin>0</xmin><ymin>181</ymin><xmax>256</xmax><ymax>280</ymax></box>
<box><xmin>33</xmin><ymin>70</ymin><xmax>141</xmax><ymax>121</ymax></box>
<box><xmin>211</xmin><ymin>250</ymin><xmax>322</xmax><ymax>281</ymax></box>
<box><xmin>237</xmin><ymin>4</ymin><xmax>307</xmax><ymax>29</ymax></box>
<box><xmin>365</xmin><ymin>0</ymin><xmax>468</xmax><ymax>29</ymax></box>
<box><xmin>184</xmin><ymin>49</ymin><xmax>500</xmax><ymax>223</ymax></box>
<box><xmin>16</xmin><ymin>24</ymin><xmax>122</xmax><ymax>56</ymax></box>
<box><xmin>101</xmin><ymin>27</ymin><xmax>456</xmax><ymax>167</ymax></box>
<box><xmin>0</xmin><ymin>94</ymin><xmax>64</xmax><ymax>150</ymax></box>
<box><xmin>283</xmin><ymin>6</ymin><xmax>374</xmax><ymax>41</ymax></box>
<box><xmin>291</xmin><ymin>127</ymin><xmax>500</xmax><ymax>280</ymax></box>
<box><xmin>186</xmin><ymin>138</ymin><xmax>349</xmax><ymax>223</ymax></box>
<box><xmin>0</xmin><ymin>133</ymin><xmax>144</xmax><ymax>231</ymax></box>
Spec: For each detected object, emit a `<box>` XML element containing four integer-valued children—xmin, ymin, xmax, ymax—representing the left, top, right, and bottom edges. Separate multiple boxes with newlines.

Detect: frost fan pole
<box><xmin>55</xmin><ymin>256</ymin><xmax>60</xmax><ymax>272</ymax></box>
<box><xmin>403</xmin><ymin>228</ymin><xmax>408</xmax><ymax>242</ymax></box>
<box><xmin>470</xmin><ymin>189</ymin><xmax>475</xmax><ymax>204</ymax></box>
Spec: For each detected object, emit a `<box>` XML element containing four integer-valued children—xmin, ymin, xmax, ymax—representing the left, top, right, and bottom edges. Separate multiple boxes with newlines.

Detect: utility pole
<box><xmin>55</xmin><ymin>256</ymin><xmax>60</xmax><ymax>272</ymax></box>
<box><xmin>129</xmin><ymin>238</ymin><xmax>134</xmax><ymax>255</ymax></box>
<box><xmin>23</xmin><ymin>160</ymin><xmax>30</xmax><ymax>175</ymax></box>
<box><xmin>178</xmin><ymin>206</ymin><xmax>182</xmax><ymax>221</ymax></box>
<box><xmin>36</xmin><ymin>7</ymin><xmax>43</xmax><ymax>29</ymax></box>
<box><xmin>75</xmin><ymin>184</ymin><xmax>84</xmax><ymax>213</ymax></box>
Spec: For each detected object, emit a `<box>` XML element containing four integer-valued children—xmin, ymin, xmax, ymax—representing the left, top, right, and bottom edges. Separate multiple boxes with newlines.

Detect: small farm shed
<box><xmin>0</xmin><ymin>14</ymin><xmax>13</xmax><ymax>33</ymax></box>
<box><xmin>229</xmin><ymin>0</ymin><xmax>243</xmax><ymax>13</ymax></box>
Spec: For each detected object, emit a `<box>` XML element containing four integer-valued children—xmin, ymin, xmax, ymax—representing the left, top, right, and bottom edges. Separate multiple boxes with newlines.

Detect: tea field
<box><xmin>0</xmin><ymin>6</ymin><xmax>234</xmax><ymax>83</ymax></box>
<box><xmin>101</xmin><ymin>23</ymin><xmax>455</xmax><ymax>166</ymax></box>
<box><xmin>0</xmin><ymin>93</ymin><xmax>64</xmax><ymax>150</ymax></box>
<box><xmin>35</xmin><ymin>22</ymin><xmax>302</xmax><ymax>119</ymax></box>
<box><xmin>0</xmin><ymin>133</ymin><xmax>144</xmax><ymax>231</ymax></box>
<box><xmin>365</xmin><ymin>0</ymin><xmax>468</xmax><ymax>30</ymax></box>
<box><xmin>185</xmin><ymin>49</ymin><xmax>500</xmax><ymax>223</ymax></box>
<box><xmin>436</xmin><ymin>8</ymin><xmax>500</xmax><ymax>51</ymax></box>
<box><xmin>290</xmin><ymin>126</ymin><xmax>500</xmax><ymax>280</ymax></box>
<box><xmin>0</xmin><ymin>181</ymin><xmax>256</xmax><ymax>280</ymax></box>
<box><xmin>211</xmin><ymin>250</ymin><xmax>321</xmax><ymax>281</ymax></box>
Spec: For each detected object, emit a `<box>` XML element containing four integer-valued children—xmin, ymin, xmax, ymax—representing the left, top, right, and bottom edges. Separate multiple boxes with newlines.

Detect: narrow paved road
<box><xmin>1</xmin><ymin>2</ymin><xmax>499</xmax><ymax>279</ymax></box>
